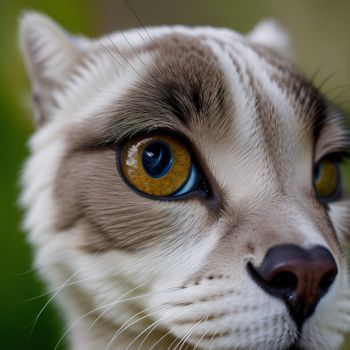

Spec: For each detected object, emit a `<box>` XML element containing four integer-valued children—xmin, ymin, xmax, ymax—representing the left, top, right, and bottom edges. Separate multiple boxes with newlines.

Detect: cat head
<box><xmin>19</xmin><ymin>12</ymin><xmax>350</xmax><ymax>350</ymax></box>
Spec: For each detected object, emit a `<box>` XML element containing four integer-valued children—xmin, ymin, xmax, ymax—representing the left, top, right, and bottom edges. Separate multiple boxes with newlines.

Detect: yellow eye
<box><xmin>119</xmin><ymin>135</ymin><xmax>196</xmax><ymax>197</ymax></box>
<box><xmin>313</xmin><ymin>159</ymin><xmax>340</xmax><ymax>200</ymax></box>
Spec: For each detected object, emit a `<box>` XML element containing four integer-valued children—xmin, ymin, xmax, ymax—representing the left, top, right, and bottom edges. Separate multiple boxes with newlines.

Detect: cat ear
<box><xmin>247</xmin><ymin>19</ymin><xmax>292</xmax><ymax>59</ymax></box>
<box><xmin>19</xmin><ymin>12</ymin><xmax>87</xmax><ymax>126</ymax></box>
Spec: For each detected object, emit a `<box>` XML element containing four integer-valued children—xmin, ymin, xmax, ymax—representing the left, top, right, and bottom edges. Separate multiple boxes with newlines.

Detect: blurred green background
<box><xmin>0</xmin><ymin>0</ymin><xmax>349</xmax><ymax>349</ymax></box>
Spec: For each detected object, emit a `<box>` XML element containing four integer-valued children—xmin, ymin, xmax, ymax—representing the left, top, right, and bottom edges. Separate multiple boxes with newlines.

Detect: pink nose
<box><xmin>247</xmin><ymin>244</ymin><xmax>338</xmax><ymax>328</ymax></box>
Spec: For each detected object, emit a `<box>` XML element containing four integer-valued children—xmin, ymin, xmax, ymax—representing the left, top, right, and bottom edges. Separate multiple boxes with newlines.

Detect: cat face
<box><xmin>20</xmin><ymin>13</ymin><xmax>350</xmax><ymax>350</ymax></box>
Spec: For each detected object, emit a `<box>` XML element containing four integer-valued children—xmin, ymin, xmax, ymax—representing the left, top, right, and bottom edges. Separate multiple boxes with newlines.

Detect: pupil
<box><xmin>142</xmin><ymin>142</ymin><xmax>173</xmax><ymax>178</ymax></box>
<box><xmin>314</xmin><ymin>163</ymin><xmax>322</xmax><ymax>182</ymax></box>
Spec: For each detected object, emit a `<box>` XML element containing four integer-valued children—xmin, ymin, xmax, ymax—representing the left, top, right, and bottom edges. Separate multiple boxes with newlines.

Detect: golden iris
<box><xmin>314</xmin><ymin>159</ymin><xmax>339</xmax><ymax>199</ymax></box>
<box><xmin>120</xmin><ymin>135</ymin><xmax>192</xmax><ymax>196</ymax></box>
<box><xmin>342</xmin><ymin>160</ymin><xmax>350</xmax><ymax>194</ymax></box>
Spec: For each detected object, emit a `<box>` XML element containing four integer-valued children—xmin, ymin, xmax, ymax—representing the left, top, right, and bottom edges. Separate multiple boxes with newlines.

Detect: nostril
<box><xmin>269</xmin><ymin>271</ymin><xmax>298</xmax><ymax>291</ymax></box>
<box><xmin>246</xmin><ymin>262</ymin><xmax>299</xmax><ymax>297</ymax></box>
<box><xmin>319</xmin><ymin>270</ymin><xmax>337</xmax><ymax>292</ymax></box>
<box><xmin>247</xmin><ymin>244</ymin><xmax>338</xmax><ymax>329</ymax></box>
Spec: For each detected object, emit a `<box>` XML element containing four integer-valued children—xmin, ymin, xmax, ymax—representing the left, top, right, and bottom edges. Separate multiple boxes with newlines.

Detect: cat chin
<box><xmin>28</xmin><ymin>220</ymin><xmax>349</xmax><ymax>350</ymax></box>
<box><xmin>143</xmin><ymin>267</ymin><xmax>348</xmax><ymax>350</ymax></box>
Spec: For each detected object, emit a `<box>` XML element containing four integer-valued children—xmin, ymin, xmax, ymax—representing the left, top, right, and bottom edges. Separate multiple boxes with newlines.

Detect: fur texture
<box><xmin>19</xmin><ymin>12</ymin><xmax>350</xmax><ymax>350</ymax></box>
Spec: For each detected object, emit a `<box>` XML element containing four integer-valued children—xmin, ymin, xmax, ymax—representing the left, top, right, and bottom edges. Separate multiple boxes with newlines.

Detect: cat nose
<box><xmin>247</xmin><ymin>244</ymin><xmax>337</xmax><ymax>328</ymax></box>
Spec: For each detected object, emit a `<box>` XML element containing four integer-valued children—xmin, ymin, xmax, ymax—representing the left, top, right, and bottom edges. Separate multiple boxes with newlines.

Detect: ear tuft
<box><xmin>19</xmin><ymin>11</ymin><xmax>81</xmax><ymax>84</ymax></box>
<box><xmin>19</xmin><ymin>12</ymin><xmax>88</xmax><ymax>126</ymax></box>
<box><xmin>247</xmin><ymin>19</ymin><xmax>292</xmax><ymax>60</ymax></box>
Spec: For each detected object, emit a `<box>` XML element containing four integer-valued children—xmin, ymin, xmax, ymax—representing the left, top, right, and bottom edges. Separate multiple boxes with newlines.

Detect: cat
<box><xmin>19</xmin><ymin>11</ymin><xmax>350</xmax><ymax>350</ymax></box>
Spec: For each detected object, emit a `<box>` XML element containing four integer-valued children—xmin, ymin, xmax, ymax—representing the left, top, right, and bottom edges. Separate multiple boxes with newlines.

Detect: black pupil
<box><xmin>314</xmin><ymin>163</ymin><xmax>321</xmax><ymax>182</ymax></box>
<box><xmin>142</xmin><ymin>142</ymin><xmax>173</xmax><ymax>178</ymax></box>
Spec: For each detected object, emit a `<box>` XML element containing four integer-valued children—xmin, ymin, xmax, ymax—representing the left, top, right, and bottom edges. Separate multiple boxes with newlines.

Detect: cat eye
<box><xmin>118</xmin><ymin>134</ymin><xmax>207</xmax><ymax>198</ymax></box>
<box><xmin>313</xmin><ymin>157</ymin><xmax>349</xmax><ymax>202</ymax></box>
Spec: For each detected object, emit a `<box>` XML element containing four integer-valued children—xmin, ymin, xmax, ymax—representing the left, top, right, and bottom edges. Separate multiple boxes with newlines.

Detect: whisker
<box><xmin>122</xmin><ymin>0</ymin><xmax>152</xmax><ymax>45</ymax></box>
<box><xmin>16</xmin><ymin>262</ymin><xmax>122</xmax><ymax>304</ymax></box>
<box><xmin>128</xmin><ymin>312</ymin><xmax>171</xmax><ymax>350</ymax></box>
<box><xmin>326</xmin><ymin>94</ymin><xmax>350</xmax><ymax>109</ymax></box>
<box><xmin>322</xmin><ymin>83</ymin><xmax>350</xmax><ymax>97</ymax></box>
<box><xmin>166</xmin><ymin>325</ymin><xmax>186</xmax><ymax>350</ymax></box>
<box><xmin>191</xmin><ymin>328</ymin><xmax>211</xmax><ymax>350</ymax></box>
<box><xmin>15</xmin><ymin>266</ymin><xmax>42</xmax><ymax>276</ymax></box>
<box><xmin>28</xmin><ymin>265</ymin><xmax>83</xmax><ymax>338</ymax></box>
<box><xmin>310</xmin><ymin>61</ymin><xmax>328</xmax><ymax>85</ymax></box>
<box><xmin>206</xmin><ymin>330</ymin><xmax>219</xmax><ymax>350</ymax></box>
<box><xmin>120</xmin><ymin>30</ymin><xmax>147</xmax><ymax>69</ymax></box>
<box><xmin>53</xmin><ymin>301</ymin><xmax>123</xmax><ymax>350</ymax></box>
<box><xmin>316</xmin><ymin>67</ymin><xmax>350</xmax><ymax>92</ymax></box>
<box><xmin>99</xmin><ymin>0</ymin><xmax>162</xmax><ymax>80</ymax></box>
<box><xmin>53</xmin><ymin>287</ymin><xmax>178</xmax><ymax>350</ymax></box>
<box><xmin>136</xmin><ymin>29</ymin><xmax>164</xmax><ymax>75</ymax></box>
<box><xmin>186</xmin><ymin>315</ymin><xmax>211</xmax><ymax>350</ymax></box>
<box><xmin>105</xmin><ymin>304</ymin><xmax>173</xmax><ymax>350</ymax></box>
<box><xmin>98</xmin><ymin>40</ymin><xmax>136</xmax><ymax>77</ymax></box>
<box><xmin>105</xmin><ymin>33</ymin><xmax>148</xmax><ymax>84</ymax></box>
<box><xmin>96</xmin><ymin>301</ymin><xmax>162</xmax><ymax>340</ymax></box>
<box><xmin>122</xmin><ymin>0</ymin><xmax>164</xmax><ymax>74</ymax></box>
<box><xmin>173</xmin><ymin>319</ymin><xmax>204</xmax><ymax>350</ymax></box>
<box><xmin>136</xmin><ymin>318</ymin><xmax>164</xmax><ymax>350</ymax></box>
<box><xmin>148</xmin><ymin>324</ymin><xmax>179</xmax><ymax>350</ymax></box>
<box><xmin>86</xmin><ymin>281</ymin><xmax>147</xmax><ymax>332</ymax></box>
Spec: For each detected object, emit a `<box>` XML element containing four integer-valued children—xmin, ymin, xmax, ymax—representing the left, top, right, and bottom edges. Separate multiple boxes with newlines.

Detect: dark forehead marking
<box><xmin>127</xmin><ymin>33</ymin><xmax>231</xmax><ymax>128</ymax></box>
<box><xmin>52</xmin><ymin>35</ymin><xmax>233</xmax><ymax>253</ymax></box>
<box><xmin>158</xmin><ymin>80</ymin><xmax>202</xmax><ymax>124</ymax></box>
<box><xmin>250</xmin><ymin>43</ymin><xmax>329</xmax><ymax>141</ymax></box>
<box><xmin>66</xmin><ymin>33</ymin><xmax>234</xmax><ymax>152</ymax></box>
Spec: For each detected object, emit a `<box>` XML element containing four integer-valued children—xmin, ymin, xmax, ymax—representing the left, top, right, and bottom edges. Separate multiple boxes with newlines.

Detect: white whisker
<box><xmin>149</xmin><ymin>324</ymin><xmax>179</xmax><ymax>350</ymax></box>
<box><xmin>174</xmin><ymin>319</ymin><xmax>204</xmax><ymax>350</ymax></box>
<box><xmin>105</xmin><ymin>305</ymin><xmax>173</xmax><ymax>350</ymax></box>
<box><xmin>29</xmin><ymin>249</ymin><xmax>105</xmax><ymax>337</ymax></box>
<box><xmin>206</xmin><ymin>331</ymin><xmax>219</xmax><ymax>350</ymax></box>
<box><xmin>54</xmin><ymin>287</ymin><xmax>178</xmax><ymax>350</ymax></box>
<box><xmin>191</xmin><ymin>328</ymin><xmax>210</xmax><ymax>350</ymax></box>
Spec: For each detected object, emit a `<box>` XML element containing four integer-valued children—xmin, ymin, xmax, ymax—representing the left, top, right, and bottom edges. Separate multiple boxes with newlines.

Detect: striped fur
<box><xmin>19</xmin><ymin>12</ymin><xmax>350</xmax><ymax>350</ymax></box>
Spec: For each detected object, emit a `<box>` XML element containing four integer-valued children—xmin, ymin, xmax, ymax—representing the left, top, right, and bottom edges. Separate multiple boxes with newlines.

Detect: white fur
<box><xmin>19</xmin><ymin>12</ymin><xmax>350</xmax><ymax>350</ymax></box>
<box><xmin>248</xmin><ymin>19</ymin><xmax>292</xmax><ymax>59</ymax></box>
